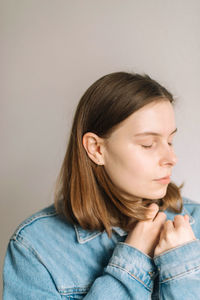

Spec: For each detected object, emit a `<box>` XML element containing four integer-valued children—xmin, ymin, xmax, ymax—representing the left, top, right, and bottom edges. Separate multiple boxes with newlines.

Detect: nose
<box><xmin>159</xmin><ymin>145</ymin><xmax>178</xmax><ymax>167</ymax></box>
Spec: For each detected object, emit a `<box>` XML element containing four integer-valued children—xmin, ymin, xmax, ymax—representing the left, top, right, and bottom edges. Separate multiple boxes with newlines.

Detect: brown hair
<box><xmin>54</xmin><ymin>72</ymin><xmax>183</xmax><ymax>236</ymax></box>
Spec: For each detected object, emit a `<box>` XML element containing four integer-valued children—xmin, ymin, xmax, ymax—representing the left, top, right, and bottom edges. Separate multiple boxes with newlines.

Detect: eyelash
<box><xmin>142</xmin><ymin>142</ymin><xmax>173</xmax><ymax>149</ymax></box>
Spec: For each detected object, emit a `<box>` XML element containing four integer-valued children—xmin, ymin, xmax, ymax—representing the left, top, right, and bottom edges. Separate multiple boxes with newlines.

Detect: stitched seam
<box><xmin>154</xmin><ymin>239</ymin><xmax>200</xmax><ymax>260</ymax></box>
<box><xmin>160</xmin><ymin>264</ymin><xmax>200</xmax><ymax>283</ymax></box>
<box><xmin>58</xmin><ymin>285</ymin><xmax>91</xmax><ymax>294</ymax></box>
<box><xmin>15</xmin><ymin>234</ymin><xmax>91</xmax><ymax>295</ymax></box>
<box><xmin>13</xmin><ymin>234</ymin><xmax>47</xmax><ymax>263</ymax></box>
<box><xmin>58</xmin><ymin>288</ymin><xmax>89</xmax><ymax>296</ymax></box>
<box><xmin>13</xmin><ymin>211</ymin><xmax>58</xmax><ymax>237</ymax></box>
<box><xmin>11</xmin><ymin>237</ymin><xmax>62</xmax><ymax>298</ymax></box>
<box><xmin>108</xmin><ymin>263</ymin><xmax>152</xmax><ymax>291</ymax></box>
<box><xmin>118</xmin><ymin>242</ymin><xmax>153</xmax><ymax>260</ymax></box>
<box><xmin>74</xmin><ymin>225</ymin><xmax>102</xmax><ymax>243</ymax></box>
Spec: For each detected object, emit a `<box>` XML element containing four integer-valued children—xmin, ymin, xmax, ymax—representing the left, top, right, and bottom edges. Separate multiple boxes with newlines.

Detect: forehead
<box><xmin>130</xmin><ymin>100</ymin><xmax>175</xmax><ymax>129</ymax></box>
<box><xmin>111</xmin><ymin>100</ymin><xmax>176</xmax><ymax>138</ymax></box>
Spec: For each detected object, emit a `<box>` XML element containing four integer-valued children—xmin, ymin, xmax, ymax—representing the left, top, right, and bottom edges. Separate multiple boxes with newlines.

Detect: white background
<box><xmin>1</xmin><ymin>0</ymin><xmax>200</xmax><ymax>294</ymax></box>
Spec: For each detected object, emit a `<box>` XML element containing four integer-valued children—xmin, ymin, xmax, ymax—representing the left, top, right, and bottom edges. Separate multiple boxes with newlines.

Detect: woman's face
<box><xmin>102</xmin><ymin>100</ymin><xmax>177</xmax><ymax>200</ymax></box>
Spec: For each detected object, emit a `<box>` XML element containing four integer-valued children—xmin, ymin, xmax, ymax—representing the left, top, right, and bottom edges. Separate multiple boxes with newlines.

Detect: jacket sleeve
<box><xmin>84</xmin><ymin>242</ymin><xmax>156</xmax><ymax>299</ymax></box>
<box><xmin>3</xmin><ymin>239</ymin><xmax>156</xmax><ymax>299</ymax></box>
<box><xmin>154</xmin><ymin>239</ymin><xmax>200</xmax><ymax>300</ymax></box>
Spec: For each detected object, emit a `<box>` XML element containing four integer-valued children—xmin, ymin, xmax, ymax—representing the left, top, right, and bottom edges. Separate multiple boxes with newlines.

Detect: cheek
<box><xmin>103</xmin><ymin>146</ymin><xmax>165</xmax><ymax>198</ymax></box>
<box><xmin>104</xmin><ymin>146</ymin><xmax>153</xmax><ymax>182</ymax></box>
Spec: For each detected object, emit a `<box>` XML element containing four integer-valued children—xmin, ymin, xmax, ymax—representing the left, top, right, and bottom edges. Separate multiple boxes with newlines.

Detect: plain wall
<box><xmin>1</xmin><ymin>0</ymin><xmax>200</xmax><ymax>294</ymax></box>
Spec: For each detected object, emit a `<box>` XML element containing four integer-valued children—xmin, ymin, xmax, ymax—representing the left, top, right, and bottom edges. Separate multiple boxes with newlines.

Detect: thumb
<box><xmin>146</xmin><ymin>203</ymin><xmax>159</xmax><ymax>219</ymax></box>
<box><xmin>184</xmin><ymin>214</ymin><xmax>189</xmax><ymax>222</ymax></box>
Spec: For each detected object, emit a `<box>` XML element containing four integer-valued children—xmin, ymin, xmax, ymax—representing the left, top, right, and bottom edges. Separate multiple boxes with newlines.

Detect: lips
<box><xmin>153</xmin><ymin>176</ymin><xmax>171</xmax><ymax>184</ymax></box>
<box><xmin>154</xmin><ymin>175</ymin><xmax>171</xmax><ymax>181</ymax></box>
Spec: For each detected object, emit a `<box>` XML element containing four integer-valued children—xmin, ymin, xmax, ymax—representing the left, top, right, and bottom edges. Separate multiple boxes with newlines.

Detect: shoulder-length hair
<box><xmin>54</xmin><ymin>71</ymin><xmax>183</xmax><ymax>236</ymax></box>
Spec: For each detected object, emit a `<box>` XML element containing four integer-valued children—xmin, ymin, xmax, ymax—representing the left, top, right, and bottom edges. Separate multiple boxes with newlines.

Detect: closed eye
<box><xmin>141</xmin><ymin>144</ymin><xmax>153</xmax><ymax>149</ymax></box>
<box><xmin>141</xmin><ymin>142</ymin><xmax>173</xmax><ymax>149</ymax></box>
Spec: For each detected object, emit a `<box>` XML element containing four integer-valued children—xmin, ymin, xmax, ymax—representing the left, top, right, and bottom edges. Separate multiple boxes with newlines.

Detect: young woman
<box><xmin>3</xmin><ymin>72</ymin><xmax>200</xmax><ymax>299</ymax></box>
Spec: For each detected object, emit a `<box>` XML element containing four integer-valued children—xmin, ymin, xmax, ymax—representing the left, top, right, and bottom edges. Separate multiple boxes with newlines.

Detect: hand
<box><xmin>125</xmin><ymin>203</ymin><xmax>167</xmax><ymax>257</ymax></box>
<box><xmin>154</xmin><ymin>214</ymin><xmax>196</xmax><ymax>257</ymax></box>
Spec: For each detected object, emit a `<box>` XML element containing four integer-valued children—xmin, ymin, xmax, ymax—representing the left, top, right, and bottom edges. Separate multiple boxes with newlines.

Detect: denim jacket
<box><xmin>3</xmin><ymin>197</ymin><xmax>200</xmax><ymax>299</ymax></box>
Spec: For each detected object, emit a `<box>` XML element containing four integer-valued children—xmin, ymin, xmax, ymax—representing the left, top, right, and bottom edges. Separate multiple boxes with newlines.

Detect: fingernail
<box><xmin>149</xmin><ymin>203</ymin><xmax>159</xmax><ymax>209</ymax></box>
<box><xmin>184</xmin><ymin>214</ymin><xmax>189</xmax><ymax>221</ymax></box>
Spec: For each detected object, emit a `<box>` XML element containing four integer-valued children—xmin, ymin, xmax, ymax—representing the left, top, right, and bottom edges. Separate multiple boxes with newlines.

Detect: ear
<box><xmin>82</xmin><ymin>132</ymin><xmax>105</xmax><ymax>165</ymax></box>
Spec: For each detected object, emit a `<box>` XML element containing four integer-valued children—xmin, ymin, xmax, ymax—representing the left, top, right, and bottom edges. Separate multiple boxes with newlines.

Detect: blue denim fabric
<box><xmin>3</xmin><ymin>197</ymin><xmax>200</xmax><ymax>299</ymax></box>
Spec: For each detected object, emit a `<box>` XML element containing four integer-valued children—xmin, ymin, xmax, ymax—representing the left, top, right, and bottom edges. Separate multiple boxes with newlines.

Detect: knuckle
<box><xmin>158</xmin><ymin>212</ymin><xmax>167</xmax><ymax>219</ymax></box>
<box><xmin>165</xmin><ymin>219</ymin><xmax>172</xmax><ymax>223</ymax></box>
<box><xmin>165</xmin><ymin>231</ymin><xmax>173</xmax><ymax>240</ymax></box>
<box><xmin>174</xmin><ymin>214</ymin><xmax>183</xmax><ymax>220</ymax></box>
<box><xmin>164</xmin><ymin>220</ymin><xmax>173</xmax><ymax>227</ymax></box>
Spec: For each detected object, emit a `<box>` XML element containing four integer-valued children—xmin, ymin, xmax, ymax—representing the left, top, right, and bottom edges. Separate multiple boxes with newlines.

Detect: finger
<box><xmin>184</xmin><ymin>214</ymin><xmax>189</xmax><ymax>222</ymax></box>
<box><xmin>153</xmin><ymin>211</ymin><xmax>167</xmax><ymax>224</ymax></box>
<box><xmin>164</xmin><ymin>219</ymin><xmax>174</xmax><ymax>231</ymax></box>
<box><xmin>146</xmin><ymin>203</ymin><xmax>159</xmax><ymax>218</ymax></box>
<box><xmin>157</xmin><ymin>220</ymin><xmax>173</xmax><ymax>241</ymax></box>
<box><xmin>173</xmin><ymin>215</ymin><xmax>185</xmax><ymax>228</ymax></box>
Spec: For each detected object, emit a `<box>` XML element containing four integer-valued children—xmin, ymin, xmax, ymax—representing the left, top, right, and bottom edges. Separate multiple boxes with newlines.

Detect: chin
<box><xmin>145</xmin><ymin>189</ymin><xmax>167</xmax><ymax>200</ymax></box>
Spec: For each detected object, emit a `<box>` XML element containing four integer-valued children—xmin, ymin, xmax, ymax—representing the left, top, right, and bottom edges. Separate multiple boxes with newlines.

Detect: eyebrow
<box><xmin>134</xmin><ymin>128</ymin><xmax>178</xmax><ymax>137</ymax></box>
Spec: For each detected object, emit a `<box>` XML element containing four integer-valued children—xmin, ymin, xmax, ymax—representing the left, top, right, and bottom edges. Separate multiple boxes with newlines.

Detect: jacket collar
<box><xmin>74</xmin><ymin>225</ymin><xmax>127</xmax><ymax>244</ymax></box>
<box><xmin>74</xmin><ymin>205</ymin><xmax>195</xmax><ymax>244</ymax></box>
